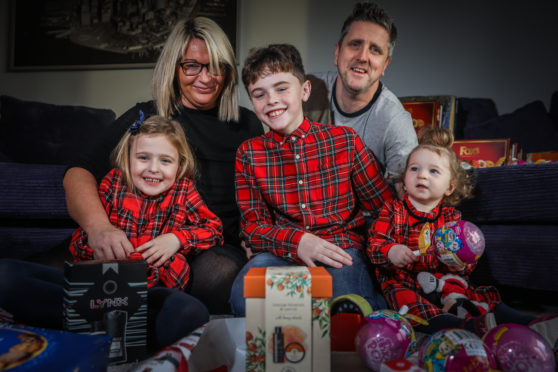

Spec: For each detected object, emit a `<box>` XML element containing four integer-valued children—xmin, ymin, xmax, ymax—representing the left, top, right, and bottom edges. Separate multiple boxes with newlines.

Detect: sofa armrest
<box><xmin>0</xmin><ymin>162</ymin><xmax>70</xmax><ymax>220</ymax></box>
<box><xmin>460</xmin><ymin>163</ymin><xmax>558</xmax><ymax>224</ymax></box>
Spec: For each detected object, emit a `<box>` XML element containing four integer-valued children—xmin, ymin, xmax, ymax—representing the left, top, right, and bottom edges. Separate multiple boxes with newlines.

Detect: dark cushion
<box><xmin>463</xmin><ymin>100</ymin><xmax>558</xmax><ymax>153</ymax></box>
<box><xmin>460</xmin><ymin>163</ymin><xmax>558</xmax><ymax>224</ymax></box>
<box><xmin>0</xmin><ymin>227</ymin><xmax>75</xmax><ymax>260</ymax></box>
<box><xmin>0</xmin><ymin>95</ymin><xmax>116</xmax><ymax>164</ymax></box>
<box><xmin>550</xmin><ymin>91</ymin><xmax>558</xmax><ymax>123</ymax></box>
<box><xmin>0</xmin><ymin>162</ymin><xmax>70</xmax><ymax>220</ymax></box>
<box><xmin>470</xmin><ymin>224</ymin><xmax>558</xmax><ymax>293</ymax></box>
<box><xmin>454</xmin><ymin>98</ymin><xmax>499</xmax><ymax>139</ymax></box>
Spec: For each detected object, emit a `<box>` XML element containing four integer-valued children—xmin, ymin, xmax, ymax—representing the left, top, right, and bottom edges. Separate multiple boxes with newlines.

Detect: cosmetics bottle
<box><xmin>273</xmin><ymin>326</ymin><xmax>285</xmax><ymax>363</ymax></box>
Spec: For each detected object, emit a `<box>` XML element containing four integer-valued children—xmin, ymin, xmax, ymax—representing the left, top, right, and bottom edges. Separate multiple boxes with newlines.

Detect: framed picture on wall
<box><xmin>8</xmin><ymin>0</ymin><xmax>237</xmax><ymax>71</ymax></box>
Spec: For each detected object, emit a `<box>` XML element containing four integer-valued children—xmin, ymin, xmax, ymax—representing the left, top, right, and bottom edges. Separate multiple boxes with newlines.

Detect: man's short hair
<box><xmin>339</xmin><ymin>2</ymin><xmax>398</xmax><ymax>57</ymax></box>
<box><xmin>242</xmin><ymin>43</ymin><xmax>305</xmax><ymax>91</ymax></box>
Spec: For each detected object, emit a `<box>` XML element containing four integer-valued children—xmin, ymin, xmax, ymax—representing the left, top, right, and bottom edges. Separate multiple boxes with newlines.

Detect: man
<box><xmin>304</xmin><ymin>2</ymin><xmax>417</xmax><ymax>182</ymax></box>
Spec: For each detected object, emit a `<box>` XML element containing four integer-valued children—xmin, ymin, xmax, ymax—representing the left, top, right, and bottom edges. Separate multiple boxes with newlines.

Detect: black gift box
<box><xmin>63</xmin><ymin>259</ymin><xmax>148</xmax><ymax>364</ymax></box>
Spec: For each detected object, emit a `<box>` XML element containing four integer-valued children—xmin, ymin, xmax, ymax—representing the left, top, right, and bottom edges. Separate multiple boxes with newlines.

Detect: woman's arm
<box><xmin>63</xmin><ymin>167</ymin><xmax>133</xmax><ymax>259</ymax></box>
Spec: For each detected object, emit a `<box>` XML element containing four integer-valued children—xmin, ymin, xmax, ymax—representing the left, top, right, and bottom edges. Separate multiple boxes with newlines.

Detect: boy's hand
<box><xmin>387</xmin><ymin>244</ymin><xmax>418</xmax><ymax>267</ymax></box>
<box><xmin>241</xmin><ymin>240</ymin><xmax>254</xmax><ymax>260</ymax></box>
<box><xmin>297</xmin><ymin>233</ymin><xmax>353</xmax><ymax>268</ymax></box>
<box><xmin>136</xmin><ymin>233</ymin><xmax>181</xmax><ymax>267</ymax></box>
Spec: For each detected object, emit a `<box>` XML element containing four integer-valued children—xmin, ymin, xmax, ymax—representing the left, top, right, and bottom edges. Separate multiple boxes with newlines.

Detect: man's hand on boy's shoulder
<box><xmin>297</xmin><ymin>233</ymin><xmax>353</xmax><ymax>268</ymax></box>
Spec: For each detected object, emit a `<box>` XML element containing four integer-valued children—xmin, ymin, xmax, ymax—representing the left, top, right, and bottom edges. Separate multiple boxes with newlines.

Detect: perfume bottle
<box><xmin>273</xmin><ymin>326</ymin><xmax>285</xmax><ymax>363</ymax></box>
<box><xmin>105</xmin><ymin>310</ymin><xmax>128</xmax><ymax>363</ymax></box>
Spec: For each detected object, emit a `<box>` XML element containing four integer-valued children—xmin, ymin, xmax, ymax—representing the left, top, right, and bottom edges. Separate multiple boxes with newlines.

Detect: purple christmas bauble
<box><xmin>418</xmin><ymin>328</ymin><xmax>497</xmax><ymax>372</ymax></box>
<box><xmin>483</xmin><ymin>323</ymin><xmax>556</xmax><ymax>371</ymax></box>
<box><xmin>434</xmin><ymin>220</ymin><xmax>485</xmax><ymax>266</ymax></box>
<box><xmin>354</xmin><ymin>309</ymin><xmax>415</xmax><ymax>371</ymax></box>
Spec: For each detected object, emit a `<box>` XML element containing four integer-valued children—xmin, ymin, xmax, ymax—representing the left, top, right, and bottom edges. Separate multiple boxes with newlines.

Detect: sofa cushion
<box><xmin>470</xmin><ymin>224</ymin><xmax>558</xmax><ymax>293</ymax></box>
<box><xmin>460</xmin><ymin>163</ymin><xmax>558</xmax><ymax>224</ymax></box>
<box><xmin>0</xmin><ymin>162</ymin><xmax>70</xmax><ymax>220</ymax></box>
<box><xmin>0</xmin><ymin>95</ymin><xmax>116</xmax><ymax>164</ymax></box>
<box><xmin>550</xmin><ymin>91</ymin><xmax>558</xmax><ymax>123</ymax></box>
<box><xmin>454</xmin><ymin>98</ymin><xmax>499</xmax><ymax>139</ymax></box>
<box><xmin>0</xmin><ymin>227</ymin><xmax>76</xmax><ymax>260</ymax></box>
<box><xmin>463</xmin><ymin>100</ymin><xmax>558</xmax><ymax>153</ymax></box>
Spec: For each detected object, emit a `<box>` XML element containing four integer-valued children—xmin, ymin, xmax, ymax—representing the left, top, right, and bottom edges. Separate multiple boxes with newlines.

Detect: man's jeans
<box><xmin>229</xmin><ymin>248</ymin><xmax>387</xmax><ymax>316</ymax></box>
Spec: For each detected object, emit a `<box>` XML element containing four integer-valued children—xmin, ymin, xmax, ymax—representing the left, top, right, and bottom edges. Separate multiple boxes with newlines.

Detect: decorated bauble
<box><xmin>433</xmin><ymin>220</ymin><xmax>485</xmax><ymax>266</ymax></box>
<box><xmin>418</xmin><ymin>328</ymin><xmax>497</xmax><ymax>372</ymax></box>
<box><xmin>355</xmin><ymin>309</ymin><xmax>416</xmax><ymax>371</ymax></box>
<box><xmin>483</xmin><ymin>323</ymin><xmax>556</xmax><ymax>371</ymax></box>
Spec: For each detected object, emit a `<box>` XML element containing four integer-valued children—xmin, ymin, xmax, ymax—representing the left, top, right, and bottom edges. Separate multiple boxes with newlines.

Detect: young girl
<box><xmin>0</xmin><ymin>113</ymin><xmax>223</xmax><ymax>351</ymax></box>
<box><xmin>70</xmin><ymin>112</ymin><xmax>223</xmax><ymax>290</ymax></box>
<box><xmin>70</xmin><ymin>112</ymin><xmax>223</xmax><ymax>348</ymax></box>
<box><xmin>368</xmin><ymin>128</ymin><xmax>557</xmax><ymax>344</ymax></box>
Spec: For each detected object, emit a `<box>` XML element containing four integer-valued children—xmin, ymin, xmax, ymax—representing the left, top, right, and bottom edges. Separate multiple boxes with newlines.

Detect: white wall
<box><xmin>1</xmin><ymin>0</ymin><xmax>557</xmax><ymax>116</ymax></box>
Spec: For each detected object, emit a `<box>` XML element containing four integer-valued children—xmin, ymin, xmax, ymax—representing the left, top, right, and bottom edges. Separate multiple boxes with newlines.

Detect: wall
<box><xmin>1</xmin><ymin>0</ymin><xmax>557</xmax><ymax>116</ymax></box>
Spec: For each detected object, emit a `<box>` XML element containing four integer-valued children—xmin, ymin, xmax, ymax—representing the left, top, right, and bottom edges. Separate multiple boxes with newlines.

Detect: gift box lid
<box><xmin>244</xmin><ymin>266</ymin><xmax>332</xmax><ymax>298</ymax></box>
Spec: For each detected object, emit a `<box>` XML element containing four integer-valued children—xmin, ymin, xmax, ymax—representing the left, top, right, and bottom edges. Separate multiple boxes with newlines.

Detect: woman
<box><xmin>64</xmin><ymin>17</ymin><xmax>263</xmax><ymax>314</ymax></box>
<box><xmin>0</xmin><ymin>17</ymin><xmax>263</xmax><ymax>349</ymax></box>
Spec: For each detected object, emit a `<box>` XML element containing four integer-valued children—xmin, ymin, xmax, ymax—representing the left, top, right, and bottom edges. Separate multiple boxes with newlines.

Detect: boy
<box><xmin>229</xmin><ymin>44</ymin><xmax>395</xmax><ymax>316</ymax></box>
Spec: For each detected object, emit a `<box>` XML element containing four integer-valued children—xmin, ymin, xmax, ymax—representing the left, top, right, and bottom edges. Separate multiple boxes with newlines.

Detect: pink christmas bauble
<box><xmin>354</xmin><ymin>309</ymin><xmax>416</xmax><ymax>371</ymax></box>
<box><xmin>433</xmin><ymin>220</ymin><xmax>485</xmax><ymax>266</ymax></box>
<box><xmin>418</xmin><ymin>328</ymin><xmax>497</xmax><ymax>371</ymax></box>
<box><xmin>483</xmin><ymin>323</ymin><xmax>556</xmax><ymax>371</ymax></box>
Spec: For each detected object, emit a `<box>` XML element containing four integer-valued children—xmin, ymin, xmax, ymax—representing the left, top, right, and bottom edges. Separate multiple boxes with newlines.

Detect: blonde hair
<box><xmin>152</xmin><ymin>17</ymin><xmax>239</xmax><ymax>122</ymax></box>
<box><xmin>112</xmin><ymin>115</ymin><xmax>195</xmax><ymax>192</ymax></box>
<box><xmin>404</xmin><ymin>127</ymin><xmax>474</xmax><ymax>206</ymax></box>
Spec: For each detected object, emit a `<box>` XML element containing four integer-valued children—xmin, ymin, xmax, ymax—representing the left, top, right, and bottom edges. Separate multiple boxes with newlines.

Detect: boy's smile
<box><xmin>248</xmin><ymin>71</ymin><xmax>310</xmax><ymax>135</ymax></box>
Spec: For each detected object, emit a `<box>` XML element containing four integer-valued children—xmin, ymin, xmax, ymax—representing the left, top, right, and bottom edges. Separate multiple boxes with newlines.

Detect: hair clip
<box><xmin>129</xmin><ymin>110</ymin><xmax>145</xmax><ymax>134</ymax></box>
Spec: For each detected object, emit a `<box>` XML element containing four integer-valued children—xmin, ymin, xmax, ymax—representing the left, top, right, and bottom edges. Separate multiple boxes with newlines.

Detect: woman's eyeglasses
<box><xmin>177</xmin><ymin>61</ymin><xmax>226</xmax><ymax>76</ymax></box>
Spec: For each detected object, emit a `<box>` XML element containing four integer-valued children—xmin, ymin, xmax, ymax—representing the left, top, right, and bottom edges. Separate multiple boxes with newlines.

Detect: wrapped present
<box><xmin>400</xmin><ymin>95</ymin><xmax>458</xmax><ymax>135</ymax></box>
<box><xmin>63</xmin><ymin>259</ymin><xmax>148</xmax><ymax>365</ymax></box>
<box><xmin>452</xmin><ymin>139</ymin><xmax>513</xmax><ymax>167</ymax></box>
<box><xmin>0</xmin><ymin>323</ymin><xmax>111</xmax><ymax>371</ymax></box>
<box><xmin>244</xmin><ymin>266</ymin><xmax>332</xmax><ymax>372</ymax></box>
<box><xmin>526</xmin><ymin>151</ymin><xmax>558</xmax><ymax>163</ymax></box>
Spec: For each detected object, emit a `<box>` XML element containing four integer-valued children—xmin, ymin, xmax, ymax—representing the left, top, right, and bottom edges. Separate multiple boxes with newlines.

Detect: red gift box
<box><xmin>452</xmin><ymin>139</ymin><xmax>512</xmax><ymax>168</ymax></box>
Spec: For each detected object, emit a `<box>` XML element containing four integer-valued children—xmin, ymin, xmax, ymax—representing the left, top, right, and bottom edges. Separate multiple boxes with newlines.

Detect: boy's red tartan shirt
<box><xmin>235</xmin><ymin>119</ymin><xmax>394</xmax><ymax>263</ymax></box>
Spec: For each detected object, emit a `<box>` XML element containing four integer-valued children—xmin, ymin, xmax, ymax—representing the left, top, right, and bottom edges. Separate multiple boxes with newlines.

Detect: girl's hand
<box><xmin>136</xmin><ymin>233</ymin><xmax>181</xmax><ymax>267</ymax></box>
<box><xmin>297</xmin><ymin>233</ymin><xmax>353</xmax><ymax>268</ymax></box>
<box><xmin>387</xmin><ymin>244</ymin><xmax>418</xmax><ymax>267</ymax></box>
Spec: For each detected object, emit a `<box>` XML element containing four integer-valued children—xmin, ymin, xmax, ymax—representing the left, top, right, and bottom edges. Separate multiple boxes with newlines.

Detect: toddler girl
<box><xmin>368</xmin><ymin>128</ymin><xmax>556</xmax><ymax>344</ymax></box>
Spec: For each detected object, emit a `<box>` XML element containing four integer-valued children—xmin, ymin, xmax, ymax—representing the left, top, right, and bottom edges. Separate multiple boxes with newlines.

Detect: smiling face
<box><xmin>247</xmin><ymin>71</ymin><xmax>310</xmax><ymax>135</ymax></box>
<box><xmin>176</xmin><ymin>38</ymin><xmax>225</xmax><ymax>110</ymax></box>
<box><xmin>334</xmin><ymin>21</ymin><xmax>391</xmax><ymax>100</ymax></box>
<box><xmin>130</xmin><ymin>134</ymin><xmax>179</xmax><ymax>196</ymax></box>
<box><xmin>404</xmin><ymin>148</ymin><xmax>455</xmax><ymax>212</ymax></box>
